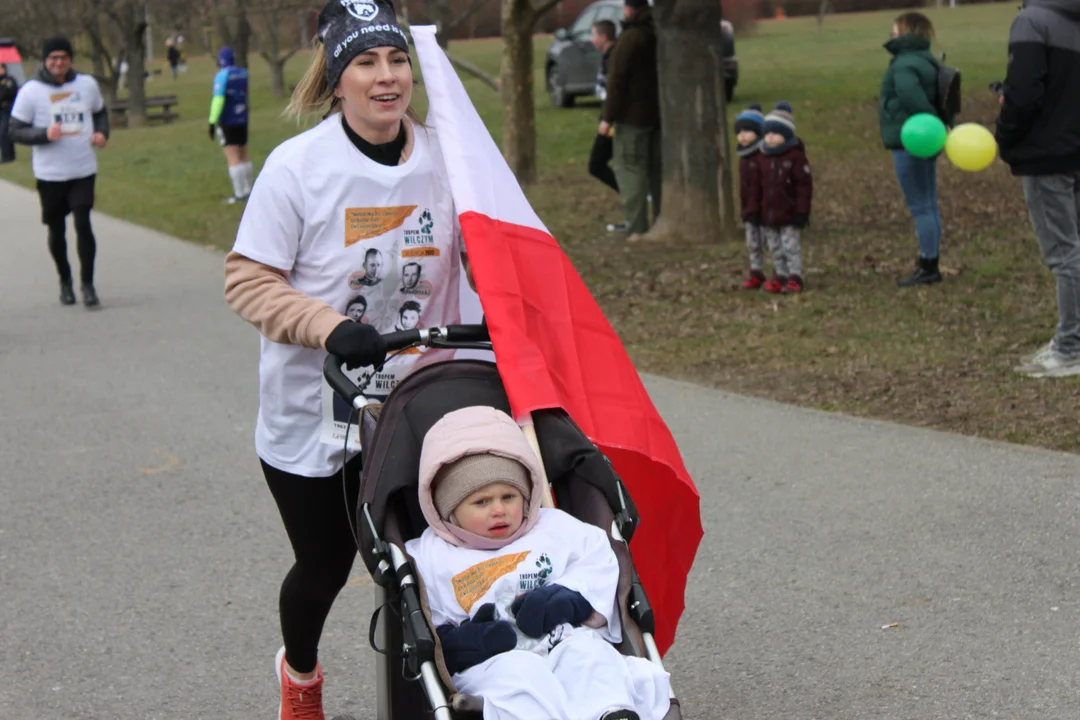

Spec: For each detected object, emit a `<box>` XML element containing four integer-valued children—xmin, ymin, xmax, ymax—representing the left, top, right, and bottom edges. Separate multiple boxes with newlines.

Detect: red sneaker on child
<box><xmin>782</xmin><ymin>275</ymin><xmax>804</xmax><ymax>294</ymax></box>
<box><xmin>742</xmin><ymin>270</ymin><xmax>766</xmax><ymax>290</ymax></box>
<box><xmin>762</xmin><ymin>275</ymin><xmax>787</xmax><ymax>294</ymax></box>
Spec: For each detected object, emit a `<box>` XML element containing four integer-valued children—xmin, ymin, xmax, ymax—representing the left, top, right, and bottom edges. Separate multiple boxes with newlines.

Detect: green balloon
<box><xmin>901</xmin><ymin>113</ymin><xmax>948</xmax><ymax>158</ymax></box>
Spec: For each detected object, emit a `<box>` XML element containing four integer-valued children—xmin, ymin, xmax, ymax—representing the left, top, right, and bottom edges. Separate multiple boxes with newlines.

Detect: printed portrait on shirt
<box><xmin>395</xmin><ymin>299</ymin><xmax>422</xmax><ymax>331</ymax></box>
<box><xmin>345</xmin><ymin>294</ymin><xmax>368</xmax><ymax>323</ymax></box>
<box><xmin>350</xmin><ymin>248</ymin><xmax>386</xmax><ymax>288</ymax></box>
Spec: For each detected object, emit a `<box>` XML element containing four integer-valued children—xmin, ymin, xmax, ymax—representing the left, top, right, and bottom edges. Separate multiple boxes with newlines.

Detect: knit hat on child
<box><xmin>764</xmin><ymin>101</ymin><xmax>796</xmax><ymax>141</ymax></box>
<box><xmin>734</xmin><ymin>103</ymin><xmax>765</xmax><ymax>136</ymax></box>
<box><xmin>433</xmin><ymin>453</ymin><xmax>532</xmax><ymax>522</ymax></box>
<box><xmin>763</xmin><ymin>101</ymin><xmax>798</xmax><ymax>154</ymax></box>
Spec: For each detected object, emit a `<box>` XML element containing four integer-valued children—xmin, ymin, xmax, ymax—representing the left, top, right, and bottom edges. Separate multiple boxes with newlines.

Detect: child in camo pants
<box><xmin>736</xmin><ymin>104</ymin><xmax>767</xmax><ymax>290</ymax></box>
<box><xmin>759</xmin><ymin>102</ymin><xmax>813</xmax><ymax>294</ymax></box>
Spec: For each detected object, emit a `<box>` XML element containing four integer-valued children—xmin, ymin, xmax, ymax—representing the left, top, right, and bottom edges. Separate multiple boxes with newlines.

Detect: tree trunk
<box><xmin>501</xmin><ymin>0</ymin><xmax>537</xmax><ymax>185</ymax></box>
<box><xmin>264</xmin><ymin>15</ymin><xmax>286</xmax><ymax>97</ymax></box>
<box><xmin>235</xmin><ymin>9</ymin><xmax>252</xmax><ymax>67</ymax></box>
<box><xmin>817</xmin><ymin>0</ymin><xmax>830</xmax><ymax>32</ymax></box>
<box><xmin>215</xmin><ymin>0</ymin><xmax>251</xmax><ymax>67</ymax></box>
<box><xmin>84</xmin><ymin>14</ymin><xmax>120</xmax><ymax>105</ymax></box>
<box><xmin>120</xmin><ymin>1</ymin><xmax>149</xmax><ymax>128</ymax></box>
<box><xmin>427</xmin><ymin>0</ymin><xmax>453</xmax><ymax>48</ymax></box>
<box><xmin>649</xmin><ymin>0</ymin><xmax>735</xmax><ymax>243</ymax></box>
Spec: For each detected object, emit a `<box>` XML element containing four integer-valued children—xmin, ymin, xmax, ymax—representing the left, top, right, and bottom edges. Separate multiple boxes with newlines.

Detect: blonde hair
<box><xmin>895</xmin><ymin>12</ymin><xmax>935</xmax><ymax>41</ymax></box>
<box><xmin>285</xmin><ymin>36</ymin><xmax>422</xmax><ymax>125</ymax></box>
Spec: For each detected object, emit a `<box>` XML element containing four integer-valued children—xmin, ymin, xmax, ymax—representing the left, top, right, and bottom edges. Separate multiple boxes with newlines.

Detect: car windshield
<box><xmin>570</xmin><ymin>5</ymin><xmax>599</xmax><ymax>37</ymax></box>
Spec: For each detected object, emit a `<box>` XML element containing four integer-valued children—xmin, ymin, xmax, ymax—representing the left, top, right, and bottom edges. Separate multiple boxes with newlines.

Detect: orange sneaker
<box><xmin>275</xmin><ymin>647</ymin><xmax>325</xmax><ymax>720</ymax></box>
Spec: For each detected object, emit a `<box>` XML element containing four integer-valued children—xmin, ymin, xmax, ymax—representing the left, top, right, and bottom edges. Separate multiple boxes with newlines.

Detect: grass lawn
<box><xmin>5</xmin><ymin>2</ymin><xmax>1079</xmax><ymax>452</ymax></box>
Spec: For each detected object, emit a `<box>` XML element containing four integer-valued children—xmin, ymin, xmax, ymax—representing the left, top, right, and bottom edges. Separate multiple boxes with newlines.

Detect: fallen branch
<box><xmin>446</xmin><ymin>52</ymin><xmax>499</xmax><ymax>91</ymax></box>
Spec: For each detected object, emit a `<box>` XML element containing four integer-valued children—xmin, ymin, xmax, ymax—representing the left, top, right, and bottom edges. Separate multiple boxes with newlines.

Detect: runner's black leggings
<box><xmin>47</xmin><ymin>208</ymin><xmax>96</xmax><ymax>285</ymax></box>
<box><xmin>262</xmin><ymin>454</ymin><xmax>362</xmax><ymax>673</ymax></box>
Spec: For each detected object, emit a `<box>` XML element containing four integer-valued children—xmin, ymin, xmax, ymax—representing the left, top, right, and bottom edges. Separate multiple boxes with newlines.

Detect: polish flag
<box><xmin>413</xmin><ymin>26</ymin><xmax>702</xmax><ymax>655</ymax></box>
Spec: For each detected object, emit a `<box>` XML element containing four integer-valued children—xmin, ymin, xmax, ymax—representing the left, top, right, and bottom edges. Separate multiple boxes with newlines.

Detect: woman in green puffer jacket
<box><xmin>879</xmin><ymin>12</ymin><xmax>944</xmax><ymax>288</ymax></box>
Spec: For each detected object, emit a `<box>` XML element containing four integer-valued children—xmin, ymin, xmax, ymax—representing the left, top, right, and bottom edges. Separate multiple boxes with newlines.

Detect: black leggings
<box><xmin>588</xmin><ymin>132</ymin><xmax>619</xmax><ymax>193</ymax></box>
<box><xmin>47</xmin><ymin>207</ymin><xmax>96</xmax><ymax>285</ymax></box>
<box><xmin>262</xmin><ymin>455</ymin><xmax>362</xmax><ymax>673</ymax></box>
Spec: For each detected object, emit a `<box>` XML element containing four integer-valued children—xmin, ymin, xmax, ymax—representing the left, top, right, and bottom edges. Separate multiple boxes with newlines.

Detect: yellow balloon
<box><xmin>945</xmin><ymin>123</ymin><xmax>998</xmax><ymax>172</ymax></box>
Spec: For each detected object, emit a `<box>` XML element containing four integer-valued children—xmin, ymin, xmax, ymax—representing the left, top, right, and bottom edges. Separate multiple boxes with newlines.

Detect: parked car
<box><xmin>545</xmin><ymin>0</ymin><xmax>739</xmax><ymax>108</ymax></box>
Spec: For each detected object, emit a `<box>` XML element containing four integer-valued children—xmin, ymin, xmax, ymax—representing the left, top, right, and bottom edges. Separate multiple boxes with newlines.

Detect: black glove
<box><xmin>793</xmin><ymin>213</ymin><xmax>810</xmax><ymax>229</ymax></box>
<box><xmin>208</xmin><ymin>123</ymin><xmax>216</xmax><ymax>141</ymax></box>
<box><xmin>510</xmin><ymin>584</ymin><xmax>593</xmax><ymax>638</ymax></box>
<box><xmin>435</xmin><ymin>603</ymin><xmax>517</xmax><ymax>675</ymax></box>
<box><xmin>746</xmin><ymin>213</ymin><xmax>761</xmax><ymax>226</ymax></box>
<box><xmin>325</xmin><ymin>320</ymin><xmax>387</xmax><ymax>370</ymax></box>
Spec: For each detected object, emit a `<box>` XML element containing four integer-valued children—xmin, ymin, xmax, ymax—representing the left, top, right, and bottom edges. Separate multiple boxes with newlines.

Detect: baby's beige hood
<box><xmin>418</xmin><ymin>406</ymin><xmax>545</xmax><ymax>549</ymax></box>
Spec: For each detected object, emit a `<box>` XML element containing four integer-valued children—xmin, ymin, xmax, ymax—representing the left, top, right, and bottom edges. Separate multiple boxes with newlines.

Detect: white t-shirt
<box><xmin>9</xmin><ymin>74</ymin><xmax>104</xmax><ymax>182</ymax></box>
<box><xmin>232</xmin><ymin>116</ymin><xmax>463</xmax><ymax>477</ymax></box>
<box><xmin>405</xmin><ymin>508</ymin><xmax>623</xmax><ymax>653</ymax></box>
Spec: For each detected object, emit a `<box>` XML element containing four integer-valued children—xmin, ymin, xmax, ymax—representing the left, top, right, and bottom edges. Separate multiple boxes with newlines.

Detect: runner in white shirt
<box><xmin>8</xmin><ymin>35</ymin><xmax>108</xmax><ymax>308</ymax></box>
<box><xmin>223</xmin><ymin>1</ymin><xmax>475</xmax><ymax>717</ymax></box>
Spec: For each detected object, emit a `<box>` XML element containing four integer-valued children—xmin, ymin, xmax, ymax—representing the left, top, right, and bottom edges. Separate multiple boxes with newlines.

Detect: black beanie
<box><xmin>318</xmin><ymin>0</ymin><xmax>409</xmax><ymax>90</ymax></box>
<box><xmin>42</xmin><ymin>35</ymin><xmax>74</xmax><ymax>60</ymax></box>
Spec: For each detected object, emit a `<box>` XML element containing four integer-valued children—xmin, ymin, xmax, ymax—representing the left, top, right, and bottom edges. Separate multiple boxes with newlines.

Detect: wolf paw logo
<box><xmin>535</xmin><ymin>554</ymin><xmax>553</xmax><ymax>583</ymax></box>
<box><xmin>341</xmin><ymin>0</ymin><xmax>379</xmax><ymax>21</ymax></box>
<box><xmin>419</xmin><ymin>209</ymin><xmax>434</xmax><ymax>234</ymax></box>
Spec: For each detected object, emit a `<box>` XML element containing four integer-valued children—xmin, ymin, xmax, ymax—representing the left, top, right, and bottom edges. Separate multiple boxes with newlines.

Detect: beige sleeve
<box><xmin>224</xmin><ymin>251</ymin><xmax>347</xmax><ymax>350</ymax></box>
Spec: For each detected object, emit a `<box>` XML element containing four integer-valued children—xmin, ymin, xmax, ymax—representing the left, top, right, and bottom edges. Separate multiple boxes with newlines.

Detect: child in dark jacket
<box><xmin>760</xmin><ymin>101</ymin><xmax>813</xmax><ymax>294</ymax></box>
<box><xmin>735</xmin><ymin>103</ymin><xmax>767</xmax><ymax>289</ymax></box>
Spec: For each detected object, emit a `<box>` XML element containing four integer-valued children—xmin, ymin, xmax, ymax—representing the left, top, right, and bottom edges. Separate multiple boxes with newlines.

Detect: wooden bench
<box><xmin>110</xmin><ymin>95</ymin><xmax>180</xmax><ymax>127</ymax></box>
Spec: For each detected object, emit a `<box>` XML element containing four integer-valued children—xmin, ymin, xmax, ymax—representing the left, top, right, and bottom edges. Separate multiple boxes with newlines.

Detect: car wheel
<box><xmin>547</xmin><ymin>67</ymin><xmax>574</xmax><ymax>108</ymax></box>
<box><xmin>725</xmin><ymin>78</ymin><xmax>735</xmax><ymax>104</ymax></box>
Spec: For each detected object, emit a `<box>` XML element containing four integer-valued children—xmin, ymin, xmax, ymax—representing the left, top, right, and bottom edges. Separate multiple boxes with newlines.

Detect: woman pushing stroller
<box><xmin>406</xmin><ymin>405</ymin><xmax>672</xmax><ymax>720</ymax></box>
<box><xmin>223</xmin><ymin>0</ymin><xmax>473</xmax><ymax>716</ymax></box>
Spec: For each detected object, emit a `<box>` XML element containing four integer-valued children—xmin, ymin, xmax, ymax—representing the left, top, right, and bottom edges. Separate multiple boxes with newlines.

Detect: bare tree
<box><xmin>647</xmin><ymin>0</ymin><xmax>735</xmax><ymax>242</ymax></box>
<box><xmin>212</xmin><ymin>0</ymin><xmax>253</xmax><ymax>67</ymax></box>
<box><xmin>426</xmin><ymin>0</ymin><xmax>491</xmax><ymax>48</ymax></box>
<box><xmin>396</xmin><ymin>3</ymin><xmax>499</xmax><ymax>93</ymax></box>
<box><xmin>80</xmin><ymin>10</ymin><xmax>126</xmax><ymax>104</ymax></box>
<box><xmin>817</xmin><ymin>0</ymin><xmax>832</xmax><ymax>32</ymax></box>
<box><xmin>251</xmin><ymin>0</ymin><xmax>306</xmax><ymax>97</ymax></box>
<box><xmin>500</xmin><ymin>0</ymin><xmax>559</xmax><ymax>185</ymax></box>
<box><xmin>93</xmin><ymin>0</ymin><xmax>150</xmax><ymax>125</ymax></box>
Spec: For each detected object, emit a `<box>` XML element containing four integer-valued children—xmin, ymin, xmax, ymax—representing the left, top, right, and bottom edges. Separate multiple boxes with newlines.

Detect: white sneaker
<box><xmin>1023</xmin><ymin>339</ymin><xmax>1055</xmax><ymax>364</ymax></box>
<box><xmin>1014</xmin><ymin>349</ymin><xmax>1080</xmax><ymax>378</ymax></box>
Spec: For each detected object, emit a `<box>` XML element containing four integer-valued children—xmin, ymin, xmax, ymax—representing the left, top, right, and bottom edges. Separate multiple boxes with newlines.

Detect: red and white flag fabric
<box><xmin>413</xmin><ymin>25</ymin><xmax>702</xmax><ymax>655</ymax></box>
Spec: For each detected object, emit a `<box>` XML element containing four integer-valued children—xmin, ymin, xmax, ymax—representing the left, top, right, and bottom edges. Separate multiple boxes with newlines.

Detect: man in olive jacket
<box><xmin>599</xmin><ymin>0</ymin><xmax>660</xmax><ymax>237</ymax></box>
<box><xmin>997</xmin><ymin>0</ymin><xmax>1080</xmax><ymax>377</ymax></box>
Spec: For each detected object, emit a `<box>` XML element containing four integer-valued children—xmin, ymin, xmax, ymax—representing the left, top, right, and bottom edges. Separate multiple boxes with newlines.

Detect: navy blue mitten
<box><xmin>510</xmin><ymin>584</ymin><xmax>594</xmax><ymax>638</ymax></box>
<box><xmin>435</xmin><ymin>603</ymin><xmax>517</xmax><ymax>675</ymax></box>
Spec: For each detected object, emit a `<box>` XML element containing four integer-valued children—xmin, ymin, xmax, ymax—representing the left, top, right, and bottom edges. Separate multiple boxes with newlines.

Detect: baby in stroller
<box><xmin>405</xmin><ymin>405</ymin><xmax>672</xmax><ymax>720</ymax></box>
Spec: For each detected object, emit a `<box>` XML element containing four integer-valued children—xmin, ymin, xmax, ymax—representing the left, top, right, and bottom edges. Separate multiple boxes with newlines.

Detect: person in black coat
<box><xmin>0</xmin><ymin>63</ymin><xmax>18</xmax><ymax>164</ymax></box>
<box><xmin>998</xmin><ymin>0</ymin><xmax>1080</xmax><ymax>377</ymax></box>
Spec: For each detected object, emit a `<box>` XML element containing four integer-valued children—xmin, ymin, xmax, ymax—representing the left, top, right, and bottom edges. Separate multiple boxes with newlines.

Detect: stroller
<box><xmin>324</xmin><ymin>324</ymin><xmax>684</xmax><ymax>720</ymax></box>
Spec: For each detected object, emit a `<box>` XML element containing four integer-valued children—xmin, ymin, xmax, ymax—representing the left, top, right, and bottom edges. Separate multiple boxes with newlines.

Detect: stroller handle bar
<box><xmin>323</xmin><ymin>324</ymin><xmax>492</xmax><ymax>410</ymax></box>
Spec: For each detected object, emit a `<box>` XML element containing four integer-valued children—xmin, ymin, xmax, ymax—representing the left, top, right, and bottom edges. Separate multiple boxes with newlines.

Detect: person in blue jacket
<box><xmin>208</xmin><ymin>47</ymin><xmax>253</xmax><ymax>204</ymax></box>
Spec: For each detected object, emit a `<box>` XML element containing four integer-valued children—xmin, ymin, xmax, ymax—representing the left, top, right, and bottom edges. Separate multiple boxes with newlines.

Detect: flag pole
<box><xmin>520</xmin><ymin>413</ymin><xmax>555</xmax><ymax>508</ymax></box>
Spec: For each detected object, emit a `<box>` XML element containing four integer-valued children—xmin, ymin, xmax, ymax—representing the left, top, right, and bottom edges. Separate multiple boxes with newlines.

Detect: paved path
<box><xmin>3</xmin><ymin>179</ymin><xmax>1079</xmax><ymax>719</ymax></box>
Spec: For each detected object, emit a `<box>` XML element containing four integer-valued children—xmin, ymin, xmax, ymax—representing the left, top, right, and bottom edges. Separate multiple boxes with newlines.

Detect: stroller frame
<box><xmin>324</xmin><ymin>326</ymin><xmax>682</xmax><ymax>720</ymax></box>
